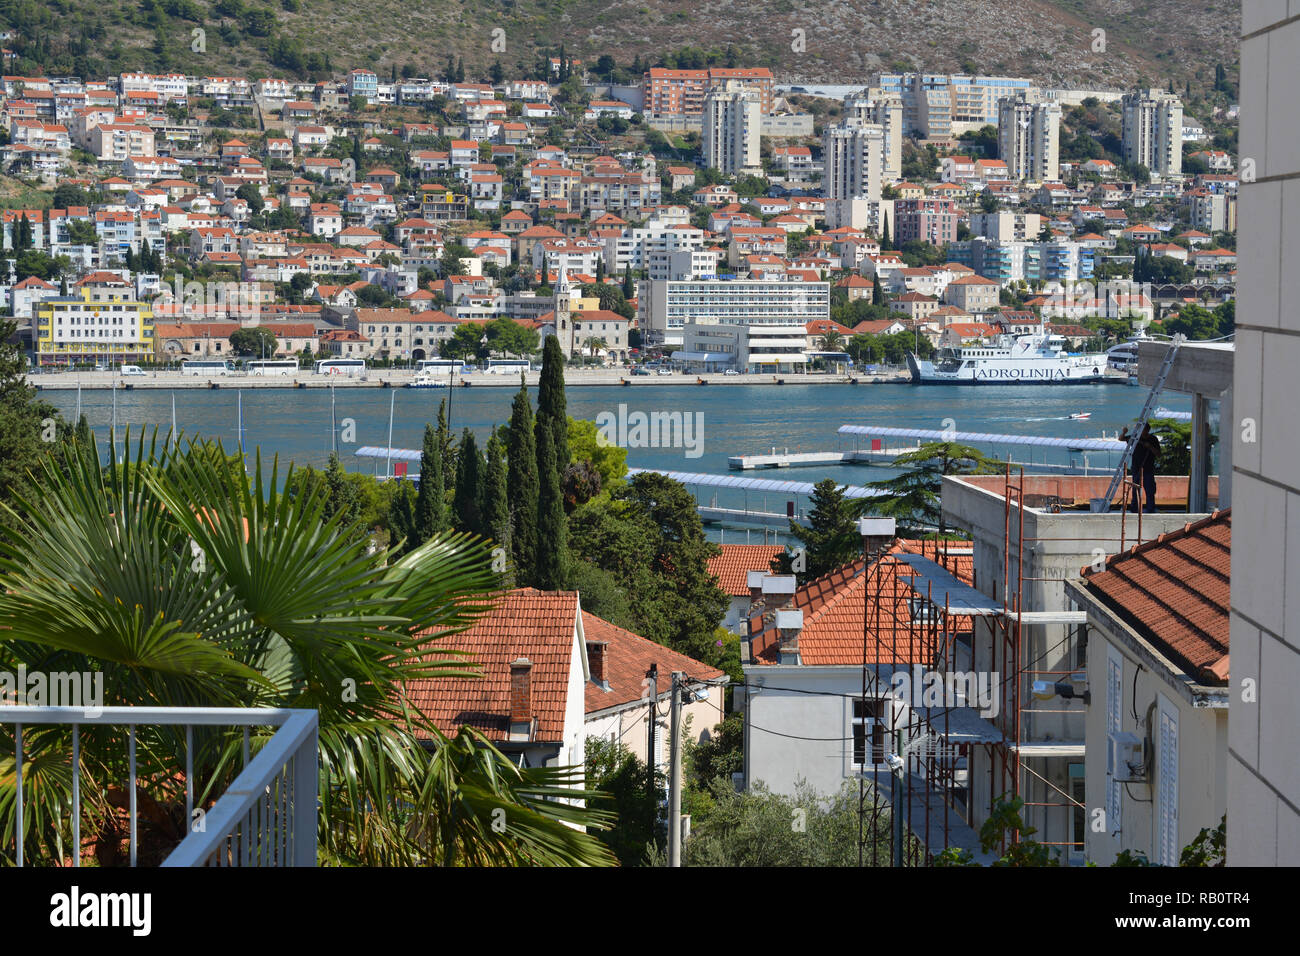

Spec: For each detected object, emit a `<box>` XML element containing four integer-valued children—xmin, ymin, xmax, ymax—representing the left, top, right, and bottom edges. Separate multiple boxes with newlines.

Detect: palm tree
<box><xmin>0</xmin><ymin>432</ymin><xmax>614</xmax><ymax>866</ymax></box>
<box><xmin>582</xmin><ymin>336</ymin><xmax>604</xmax><ymax>361</ymax></box>
<box><xmin>817</xmin><ymin>330</ymin><xmax>845</xmax><ymax>353</ymax></box>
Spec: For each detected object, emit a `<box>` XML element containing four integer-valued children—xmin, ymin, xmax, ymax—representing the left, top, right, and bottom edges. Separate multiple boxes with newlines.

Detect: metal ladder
<box><xmin>1091</xmin><ymin>335</ymin><xmax>1185</xmax><ymax>513</ymax></box>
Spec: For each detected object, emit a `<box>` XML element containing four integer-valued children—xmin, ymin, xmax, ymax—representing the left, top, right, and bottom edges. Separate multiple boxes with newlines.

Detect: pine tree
<box><xmin>414</xmin><ymin>423</ymin><xmax>445</xmax><ymax>541</ymax></box>
<box><xmin>452</xmin><ymin>427</ymin><xmax>483</xmax><ymax>535</ymax></box>
<box><xmin>535</xmin><ymin>336</ymin><xmax>569</xmax><ymax>478</ymax></box>
<box><xmin>534</xmin><ymin>420</ymin><xmax>570</xmax><ymax>591</ymax></box>
<box><xmin>506</xmin><ymin>380</ymin><xmax>540</xmax><ymax>582</ymax></box>
<box><xmin>480</xmin><ymin>426</ymin><xmax>510</xmax><ymax>549</ymax></box>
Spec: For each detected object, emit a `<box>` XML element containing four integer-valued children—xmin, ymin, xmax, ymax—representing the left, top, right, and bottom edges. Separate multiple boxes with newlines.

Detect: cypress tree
<box><xmin>387</xmin><ymin>479</ymin><xmax>418</xmax><ymax>553</ymax></box>
<box><xmin>435</xmin><ymin>397</ymin><xmax>456</xmax><ymax>477</ymax></box>
<box><xmin>622</xmin><ymin>265</ymin><xmax>634</xmax><ymax>300</ymax></box>
<box><xmin>480</xmin><ymin>426</ymin><xmax>510</xmax><ymax>549</ymax></box>
<box><xmin>506</xmin><ymin>379</ymin><xmax>540</xmax><ymax>582</ymax></box>
<box><xmin>872</xmin><ymin>274</ymin><xmax>885</xmax><ymax>306</ymax></box>
<box><xmin>879</xmin><ymin>212</ymin><xmax>892</xmax><ymax>251</ymax></box>
<box><xmin>414</xmin><ymin>423</ymin><xmax>445</xmax><ymax>541</ymax></box>
<box><xmin>535</xmin><ymin>336</ymin><xmax>569</xmax><ymax>478</ymax></box>
<box><xmin>534</xmin><ymin>420</ymin><xmax>570</xmax><ymax>591</ymax></box>
<box><xmin>452</xmin><ymin>427</ymin><xmax>483</xmax><ymax>535</ymax></box>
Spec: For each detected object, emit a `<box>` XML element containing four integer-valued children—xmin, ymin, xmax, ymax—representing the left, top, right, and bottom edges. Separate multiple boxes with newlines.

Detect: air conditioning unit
<box><xmin>1107</xmin><ymin>731</ymin><xmax>1145</xmax><ymax>781</ymax></box>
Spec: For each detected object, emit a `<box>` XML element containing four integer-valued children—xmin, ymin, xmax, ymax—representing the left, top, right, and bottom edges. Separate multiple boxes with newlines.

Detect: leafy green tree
<box><xmin>685</xmin><ymin>710</ymin><xmax>744</xmax><ymax>791</ymax></box>
<box><xmin>682</xmin><ymin>780</ymin><xmax>893</xmax><ymax>867</ymax></box>
<box><xmin>452</xmin><ymin>427</ymin><xmax>483</xmax><ymax>535</ymax></box>
<box><xmin>570</xmin><ymin>473</ymin><xmax>727</xmax><ymax>665</ymax></box>
<box><xmin>507</xmin><ymin>381</ymin><xmax>540</xmax><ymax>582</ymax></box>
<box><xmin>1149</xmin><ymin>418</ymin><xmax>1192</xmax><ymax>474</ymax></box>
<box><xmin>534</xmin><ymin>422</ymin><xmax>570</xmax><ymax>590</ymax></box>
<box><xmin>0</xmin><ymin>320</ymin><xmax>69</xmax><ymax>529</ymax></box>
<box><xmin>934</xmin><ymin>795</ymin><xmax>1060</xmax><ymax>867</ymax></box>
<box><xmin>535</xmin><ymin>336</ymin><xmax>570</xmax><ymax>475</ymax></box>
<box><xmin>568</xmin><ymin>417</ymin><xmax>628</xmax><ymax>493</ymax></box>
<box><xmin>585</xmin><ymin>737</ymin><xmax>664</xmax><ymax>866</ymax></box>
<box><xmin>440</xmin><ymin>323</ymin><xmax>491</xmax><ymax>361</ymax></box>
<box><xmin>229</xmin><ymin>326</ymin><xmax>279</xmax><ymax>357</ymax></box>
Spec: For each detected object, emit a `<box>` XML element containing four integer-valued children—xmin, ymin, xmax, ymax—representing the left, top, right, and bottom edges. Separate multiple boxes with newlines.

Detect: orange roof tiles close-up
<box><xmin>707</xmin><ymin>544</ymin><xmax>784</xmax><ymax>596</ymax></box>
<box><xmin>403</xmin><ymin>588</ymin><xmax>580</xmax><ymax>743</ymax></box>
<box><xmin>1081</xmin><ymin>510</ymin><xmax>1231</xmax><ymax>684</ymax></box>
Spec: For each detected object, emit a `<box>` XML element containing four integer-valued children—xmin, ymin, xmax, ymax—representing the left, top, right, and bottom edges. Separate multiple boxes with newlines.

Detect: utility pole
<box><xmin>645</xmin><ymin>663</ymin><xmax>657</xmax><ymax>805</ymax></box>
<box><xmin>668</xmin><ymin>670</ymin><xmax>683</xmax><ymax>867</ymax></box>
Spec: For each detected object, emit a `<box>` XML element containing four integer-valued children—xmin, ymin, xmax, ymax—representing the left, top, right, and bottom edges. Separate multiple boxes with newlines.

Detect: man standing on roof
<box><xmin>1120</xmin><ymin>423</ymin><xmax>1161</xmax><ymax>513</ymax></box>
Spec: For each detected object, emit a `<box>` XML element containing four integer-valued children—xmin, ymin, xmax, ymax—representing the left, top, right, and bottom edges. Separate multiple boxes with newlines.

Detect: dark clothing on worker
<box><xmin>1126</xmin><ymin>427</ymin><xmax>1161</xmax><ymax>513</ymax></box>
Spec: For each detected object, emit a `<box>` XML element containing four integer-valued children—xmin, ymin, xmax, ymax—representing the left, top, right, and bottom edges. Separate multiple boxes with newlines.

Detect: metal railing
<box><xmin>3</xmin><ymin>706</ymin><xmax>318</xmax><ymax>868</ymax></box>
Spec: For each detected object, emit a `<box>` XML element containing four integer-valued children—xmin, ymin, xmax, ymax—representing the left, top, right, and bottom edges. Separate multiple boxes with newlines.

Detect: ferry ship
<box><xmin>907</xmin><ymin>325</ymin><xmax>1111</xmax><ymax>385</ymax></box>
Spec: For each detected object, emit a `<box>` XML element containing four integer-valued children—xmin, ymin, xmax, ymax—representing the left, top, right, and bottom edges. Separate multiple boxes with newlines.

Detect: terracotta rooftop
<box><xmin>404</xmin><ymin>588</ymin><xmax>580</xmax><ymax>742</ymax></box>
<box><xmin>749</xmin><ymin>540</ymin><xmax>974</xmax><ymax>666</ymax></box>
<box><xmin>582</xmin><ymin>612</ymin><xmax>726</xmax><ymax>714</ymax></box>
<box><xmin>1081</xmin><ymin>510</ymin><xmax>1230</xmax><ymax>684</ymax></box>
<box><xmin>707</xmin><ymin>544</ymin><xmax>784</xmax><ymax>596</ymax></box>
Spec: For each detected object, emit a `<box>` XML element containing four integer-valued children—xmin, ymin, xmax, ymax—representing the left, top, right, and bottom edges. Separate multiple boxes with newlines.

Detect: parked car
<box><xmin>657</xmin><ymin>367</ymin><xmax>673</xmax><ymax>375</ymax></box>
<box><xmin>724</xmin><ymin>368</ymin><xmax>739</xmax><ymax>376</ymax></box>
<box><xmin>631</xmin><ymin>366</ymin><xmax>651</xmax><ymax>376</ymax></box>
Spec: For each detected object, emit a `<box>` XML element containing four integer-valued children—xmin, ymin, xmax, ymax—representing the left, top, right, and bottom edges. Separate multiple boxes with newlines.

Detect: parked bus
<box><xmin>484</xmin><ymin>359</ymin><xmax>531</xmax><ymax>375</ymax></box>
<box><xmin>180</xmin><ymin>359</ymin><xmax>231</xmax><ymax>376</ymax></box>
<box><xmin>314</xmin><ymin>358</ymin><xmax>367</xmax><ymax>376</ymax></box>
<box><xmin>415</xmin><ymin>358</ymin><xmax>466</xmax><ymax>373</ymax></box>
<box><xmin>247</xmin><ymin>358</ymin><xmax>300</xmax><ymax>376</ymax></box>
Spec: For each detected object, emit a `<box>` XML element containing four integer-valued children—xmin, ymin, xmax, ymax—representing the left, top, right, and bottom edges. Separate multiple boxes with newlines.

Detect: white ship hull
<box><xmin>908</xmin><ymin>326</ymin><xmax>1113</xmax><ymax>385</ymax></box>
<box><xmin>908</xmin><ymin>353</ymin><xmax>1111</xmax><ymax>384</ymax></box>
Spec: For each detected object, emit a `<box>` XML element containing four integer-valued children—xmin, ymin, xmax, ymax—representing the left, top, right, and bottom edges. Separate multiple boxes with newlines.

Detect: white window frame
<box><xmin>1106</xmin><ymin>646</ymin><xmax>1123</xmax><ymax>839</ymax></box>
<box><xmin>1156</xmin><ymin>693</ymin><xmax>1179</xmax><ymax>866</ymax></box>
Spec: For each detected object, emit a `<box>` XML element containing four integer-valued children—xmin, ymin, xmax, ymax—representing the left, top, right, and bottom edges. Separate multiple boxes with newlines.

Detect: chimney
<box><xmin>760</xmin><ymin>574</ymin><xmax>797</xmax><ymax>612</ymax></box>
<box><xmin>746</xmin><ymin>569</ymin><xmax>767</xmax><ymax>617</ymax></box>
<box><xmin>859</xmin><ymin>516</ymin><xmax>897</xmax><ymax>558</ymax></box>
<box><xmin>775</xmin><ymin>608</ymin><xmax>804</xmax><ymax>665</ymax></box>
<box><xmin>587</xmin><ymin>641</ymin><xmax>609</xmax><ymax>689</ymax></box>
<box><xmin>508</xmin><ymin>658</ymin><xmax>533</xmax><ymax>741</ymax></box>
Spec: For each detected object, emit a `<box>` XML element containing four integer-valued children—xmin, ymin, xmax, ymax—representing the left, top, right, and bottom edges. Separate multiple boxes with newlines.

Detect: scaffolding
<box><xmin>859</xmin><ymin>462</ymin><xmax>1152</xmax><ymax>865</ymax></box>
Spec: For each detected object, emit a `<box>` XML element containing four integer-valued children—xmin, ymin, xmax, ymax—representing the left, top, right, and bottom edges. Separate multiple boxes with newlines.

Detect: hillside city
<box><xmin>0</xmin><ymin>16</ymin><xmax>1287</xmax><ymax>904</ymax></box>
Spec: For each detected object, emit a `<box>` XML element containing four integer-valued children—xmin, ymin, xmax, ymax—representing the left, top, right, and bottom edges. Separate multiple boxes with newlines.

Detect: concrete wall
<box><xmin>1069</xmin><ymin>582</ymin><xmax>1228</xmax><ymax>865</ymax></box>
<box><xmin>586</xmin><ymin>685</ymin><xmax>726</xmax><ymax>772</ymax></box>
<box><xmin>1228</xmin><ymin>0</ymin><xmax>1300</xmax><ymax>867</ymax></box>
<box><xmin>743</xmin><ymin>665</ymin><xmax>905</xmax><ymax>797</ymax></box>
<box><xmin>940</xmin><ymin>474</ymin><xmax>1211</xmax><ymax>849</ymax></box>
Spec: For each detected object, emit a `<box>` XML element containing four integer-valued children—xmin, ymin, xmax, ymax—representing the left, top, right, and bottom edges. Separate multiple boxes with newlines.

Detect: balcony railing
<box><xmin>3</xmin><ymin>706</ymin><xmax>317</xmax><ymax>867</ymax></box>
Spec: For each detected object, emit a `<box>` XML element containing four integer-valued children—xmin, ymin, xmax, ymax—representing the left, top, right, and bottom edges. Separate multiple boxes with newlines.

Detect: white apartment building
<box><xmin>998</xmin><ymin>92</ymin><xmax>1061</xmax><ymax>182</ymax></box>
<box><xmin>602</xmin><ymin>225</ymin><xmax>707</xmax><ymax>275</ymax></box>
<box><xmin>822</xmin><ymin>121</ymin><xmax>884</xmax><ymax>202</ymax></box>
<box><xmin>641</xmin><ymin>277</ymin><xmax>830</xmax><ymax>348</ymax></box>
<box><xmin>702</xmin><ymin>82</ymin><xmax>762</xmax><ymax>176</ymax></box>
<box><xmin>1122</xmin><ymin>89</ymin><xmax>1184</xmax><ymax>178</ymax></box>
<box><xmin>843</xmin><ymin>89</ymin><xmax>903</xmax><ymax>179</ymax></box>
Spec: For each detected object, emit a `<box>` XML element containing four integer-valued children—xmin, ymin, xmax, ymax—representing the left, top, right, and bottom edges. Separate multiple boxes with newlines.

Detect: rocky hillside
<box><xmin>0</xmin><ymin>0</ymin><xmax>1238</xmax><ymax>92</ymax></box>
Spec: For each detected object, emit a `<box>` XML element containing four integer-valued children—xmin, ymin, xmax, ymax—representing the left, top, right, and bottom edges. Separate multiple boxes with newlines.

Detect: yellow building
<box><xmin>35</xmin><ymin>281</ymin><xmax>155</xmax><ymax>367</ymax></box>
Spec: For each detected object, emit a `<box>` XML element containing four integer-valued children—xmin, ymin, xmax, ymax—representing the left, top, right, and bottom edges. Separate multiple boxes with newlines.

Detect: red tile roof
<box><xmin>1080</xmin><ymin>510</ymin><xmax>1230</xmax><ymax>684</ymax></box>
<box><xmin>404</xmin><ymin>588</ymin><xmax>580</xmax><ymax>742</ymax></box>
<box><xmin>707</xmin><ymin>544</ymin><xmax>784</xmax><ymax>595</ymax></box>
<box><xmin>582</xmin><ymin>612</ymin><xmax>726</xmax><ymax>714</ymax></box>
<box><xmin>749</xmin><ymin>540</ymin><xmax>973</xmax><ymax>666</ymax></box>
